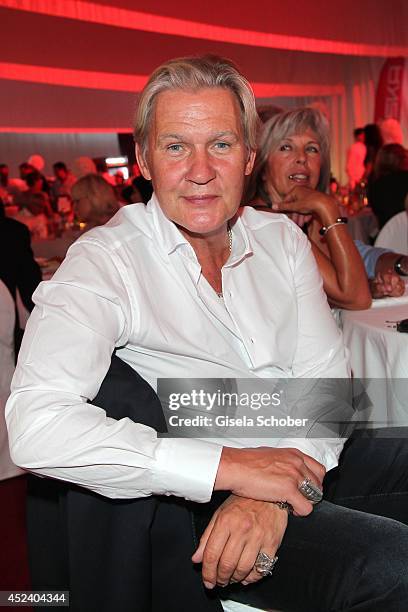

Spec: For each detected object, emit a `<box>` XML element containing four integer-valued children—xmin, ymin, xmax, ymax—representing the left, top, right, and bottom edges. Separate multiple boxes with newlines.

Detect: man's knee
<box><xmin>352</xmin><ymin>517</ymin><xmax>408</xmax><ymax>608</ymax></box>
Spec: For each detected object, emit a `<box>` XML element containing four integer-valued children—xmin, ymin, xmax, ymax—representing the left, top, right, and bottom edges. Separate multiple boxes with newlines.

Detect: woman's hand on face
<box><xmin>271</xmin><ymin>185</ymin><xmax>339</xmax><ymax>226</ymax></box>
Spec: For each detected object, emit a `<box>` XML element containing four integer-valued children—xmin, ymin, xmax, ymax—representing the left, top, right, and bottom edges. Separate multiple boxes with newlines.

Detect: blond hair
<box><xmin>134</xmin><ymin>55</ymin><xmax>259</xmax><ymax>157</ymax></box>
<box><xmin>246</xmin><ymin>107</ymin><xmax>331</xmax><ymax>205</ymax></box>
<box><xmin>71</xmin><ymin>174</ymin><xmax>119</xmax><ymax>223</ymax></box>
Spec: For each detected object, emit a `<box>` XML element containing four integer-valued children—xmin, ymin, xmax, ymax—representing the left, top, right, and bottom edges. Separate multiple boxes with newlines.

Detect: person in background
<box><xmin>246</xmin><ymin>107</ymin><xmax>371</xmax><ymax>310</ymax></box>
<box><xmin>363</xmin><ymin>123</ymin><xmax>383</xmax><ymax>181</ymax></box>
<box><xmin>114</xmin><ymin>170</ymin><xmax>125</xmax><ymax>187</ymax></box>
<box><xmin>0</xmin><ymin>164</ymin><xmax>22</xmax><ymax>204</ymax></box>
<box><xmin>17</xmin><ymin>171</ymin><xmax>53</xmax><ymax>219</ymax></box>
<box><xmin>129</xmin><ymin>162</ymin><xmax>141</xmax><ymax>182</ymax></box>
<box><xmin>378</xmin><ymin>117</ymin><xmax>404</xmax><ymax>146</ymax></box>
<box><xmin>364</xmin><ymin>245</ymin><xmax>407</xmax><ymax>298</ymax></box>
<box><xmin>346</xmin><ymin>127</ymin><xmax>366</xmax><ymax>190</ymax></box>
<box><xmin>249</xmin><ymin>108</ymin><xmax>405</xmax><ymax>305</ymax></box>
<box><xmin>125</xmin><ymin>163</ymin><xmax>154</xmax><ymax>203</ymax></box>
<box><xmin>95</xmin><ymin>159</ymin><xmax>116</xmax><ymax>186</ymax></box>
<box><xmin>0</xmin><ymin>201</ymin><xmax>41</xmax><ymax>314</ymax></box>
<box><xmin>72</xmin><ymin>156</ymin><xmax>97</xmax><ymax>179</ymax></box>
<box><xmin>113</xmin><ymin>170</ymin><xmax>129</xmax><ymax>204</ymax></box>
<box><xmin>71</xmin><ymin>173</ymin><xmax>120</xmax><ymax>229</ymax></box>
<box><xmin>50</xmin><ymin>162</ymin><xmax>76</xmax><ymax>212</ymax></box>
<box><xmin>19</xmin><ymin>162</ymin><xmax>34</xmax><ymax>184</ymax></box>
<box><xmin>14</xmin><ymin>171</ymin><xmax>52</xmax><ymax>239</ymax></box>
<box><xmin>27</xmin><ymin>154</ymin><xmax>50</xmax><ymax>194</ymax></box>
<box><xmin>0</xmin><ymin>277</ymin><xmax>22</xmax><ymax>480</ymax></box>
<box><xmin>120</xmin><ymin>182</ymin><xmax>143</xmax><ymax>205</ymax></box>
<box><xmin>368</xmin><ymin>143</ymin><xmax>408</xmax><ymax>230</ymax></box>
<box><xmin>131</xmin><ymin>175</ymin><xmax>153</xmax><ymax>203</ymax></box>
<box><xmin>0</xmin><ymin>201</ymin><xmax>40</xmax><ymax>478</ymax></box>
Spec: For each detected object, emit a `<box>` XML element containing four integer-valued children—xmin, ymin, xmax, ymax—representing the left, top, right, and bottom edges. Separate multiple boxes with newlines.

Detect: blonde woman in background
<box><xmin>71</xmin><ymin>173</ymin><xmax>120</xmax><ymax>230</ymax></box>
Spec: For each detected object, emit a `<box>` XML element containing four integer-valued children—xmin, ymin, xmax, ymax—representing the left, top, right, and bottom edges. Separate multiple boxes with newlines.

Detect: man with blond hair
<box><xmin>7</xmin><ymin>55</ymin><xmax>408</xmax><ymax>611</ymax></box>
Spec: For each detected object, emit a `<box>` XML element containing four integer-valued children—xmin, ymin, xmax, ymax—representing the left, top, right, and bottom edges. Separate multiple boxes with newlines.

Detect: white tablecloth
<box><xmin>341</xmin><ymin>301</ymin><xmax>408</xmax><ymax>428</ymax></box>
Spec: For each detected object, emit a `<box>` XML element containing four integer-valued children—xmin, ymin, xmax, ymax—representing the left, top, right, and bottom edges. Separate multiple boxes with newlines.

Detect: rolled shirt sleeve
<box><xmin>354</xmin><ymin>240</ymin><xmax>392</xmax><ymax>279</ymax></box>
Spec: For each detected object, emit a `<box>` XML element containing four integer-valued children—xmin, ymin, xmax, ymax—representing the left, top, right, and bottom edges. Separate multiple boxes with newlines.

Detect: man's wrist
<box><xmin>214</xmin><ymin>446</ymin><xmax>235</xmax><ymax>491</ymax></box>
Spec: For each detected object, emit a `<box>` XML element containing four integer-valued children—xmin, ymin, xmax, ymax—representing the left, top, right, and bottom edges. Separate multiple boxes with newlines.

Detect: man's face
<box><xmin>136</xmin><ymin>87</ymin><xmax>255</xmax><ymax>236</ymax></box>
<box><xmin>55</xmin><ymin>167</ymin><xmax>67</xmax><ymax>181</ymax></box>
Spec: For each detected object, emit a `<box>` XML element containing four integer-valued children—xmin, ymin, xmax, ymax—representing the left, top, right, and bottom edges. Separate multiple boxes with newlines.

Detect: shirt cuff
<box><xmin>152</xmin><ymin>437</ymin><xmax>223</xmax><ymax>502</ymax></box>
<box><xmin>274</xmin><ymin>437</ymin><xmax>345</xmax><ymax>472</ymax></box>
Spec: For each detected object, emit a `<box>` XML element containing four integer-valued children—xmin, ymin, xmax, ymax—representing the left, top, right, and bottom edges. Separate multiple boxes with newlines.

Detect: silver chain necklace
<box><xmin>217</xmin><ymin>224</ymin><xmax>232</xmax><ymax>298</ymax></box>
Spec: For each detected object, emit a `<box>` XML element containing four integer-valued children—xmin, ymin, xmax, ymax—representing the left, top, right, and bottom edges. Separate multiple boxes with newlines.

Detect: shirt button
<box><xmin>229</xmin><ymin>291</ymin><xmax>233</xmax><ymax>298</ymax></box>
<box><xmin>250</xmin><ymin>337</ymin><xmax>255</xmax><ymax>344</ymax></box>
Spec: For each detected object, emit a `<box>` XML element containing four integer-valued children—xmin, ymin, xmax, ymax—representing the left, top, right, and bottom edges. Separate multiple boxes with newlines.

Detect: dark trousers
<box><xmin>222</xmin><ymin>429</ymin><xmax>408</xmax><ymax>611</ymax></box>
<box><xmin>27</xmin><ymin>354</ymin><xmax>408</xmax><ymax>611</ymax></box>
<box><xmin>27</xmin><ymin>356</ymin><xmax>222</xmax><ymax>612</ymax></box>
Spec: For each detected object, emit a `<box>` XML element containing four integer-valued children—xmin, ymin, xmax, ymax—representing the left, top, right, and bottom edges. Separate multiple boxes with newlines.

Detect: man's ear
<box><xmin>135</xmin><ymin>143</ymin><xmax>152</xmax><ymax>180</ymax></box>
<box><xmin>244</xmin><ymin>149</ymin><xmax>256</xmax><ymax>176</ymax></box>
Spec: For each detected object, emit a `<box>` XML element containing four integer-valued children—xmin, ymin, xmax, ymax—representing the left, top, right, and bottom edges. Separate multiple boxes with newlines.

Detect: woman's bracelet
<box><xmin>319</xmin><ymin>217</ymin><xmax>348</xmax><ymax>236</ymax></box>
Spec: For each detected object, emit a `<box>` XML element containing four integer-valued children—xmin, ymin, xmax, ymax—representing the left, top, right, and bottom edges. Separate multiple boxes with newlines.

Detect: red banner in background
<box><xmin>374</xmin><ymin>57</ymin><xmax>405</xmax><ymax>122</ymax></box>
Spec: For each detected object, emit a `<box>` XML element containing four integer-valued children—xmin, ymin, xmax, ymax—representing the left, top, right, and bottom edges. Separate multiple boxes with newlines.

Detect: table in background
<box><xmin>341</xmin><ymin>295</ymin><xmax>408</xmax><ymax>428</ymax></box>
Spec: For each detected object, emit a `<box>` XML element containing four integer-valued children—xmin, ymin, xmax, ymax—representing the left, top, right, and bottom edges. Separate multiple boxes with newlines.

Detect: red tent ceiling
<box><xmin>1</xmin><ymin>1</ymin><xmax>407</xmax><ymax>126</ymax></box>
<box><xmin>1</xmin><ymin>1</ymin><xmax>407</xmax><ymax>179</ymax></box>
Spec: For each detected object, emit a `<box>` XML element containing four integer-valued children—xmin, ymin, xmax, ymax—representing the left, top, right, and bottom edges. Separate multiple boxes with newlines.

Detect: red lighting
<box><xmin>0</xmin><ymin>62</ymin><xmax>345</xmax><ymax>98</ymax></box>
<box><xmin>1</xmin><ymin>0</ymin><xmax>407</xmax><ymax>57</ymax></box>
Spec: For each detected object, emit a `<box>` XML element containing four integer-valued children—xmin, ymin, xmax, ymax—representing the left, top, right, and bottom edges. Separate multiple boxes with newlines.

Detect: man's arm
<box><xmin>6</xmin><ymin>238</ymin><xmax>222</xmax><ymax>503</ymax></box>
<box><xmin>375</xmin><ymin>252</ymin><xmax>408</xmax><ymax>277</ymax></box>
<box><xmin>6</xmin><ymin>234</ymin><xmax>336</xmax><ymax>511</ymax></box>
<box><xmin>355</xmin><ymin>242</ymin><xmax>406</xmax><ymax>298</ymax></box>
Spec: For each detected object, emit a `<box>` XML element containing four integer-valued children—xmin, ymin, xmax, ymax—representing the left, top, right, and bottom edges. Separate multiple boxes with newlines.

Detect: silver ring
<box><xmin>254</xmin><ymin>551</ymin><xmax>278</xmax><ymax>576</ymax></box>
<box><xmin>298</xmin><ymin>477</ymin><xmax>323</xmax><ymax>503</ymax></box>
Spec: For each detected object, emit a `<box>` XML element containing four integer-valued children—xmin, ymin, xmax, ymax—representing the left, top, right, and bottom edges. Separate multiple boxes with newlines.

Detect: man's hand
<box><xmin>214</xmin><ymin>446</ymin><xmax>325</xmax><ymax>516</ymax></box>
<box><xmin>369</xmin><ymin>271</ymin><xmax>405</xmax><ymax>299</ymax></box>
<box><xmin>192</xmin><ymin>495</ymin><xmax>288</xmax><ymax>589</ymax></box>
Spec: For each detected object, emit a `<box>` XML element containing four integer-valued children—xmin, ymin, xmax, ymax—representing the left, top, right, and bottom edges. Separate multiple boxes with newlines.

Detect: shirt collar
<box><xmin>147</xmin><ymin>194</ymin><xmax>190</xmax><ymax>256</ymax></box>
<box><xmin>147</xmin><ymin>193</ymin><xmax>253</xmax><ymax>264</ymax></box>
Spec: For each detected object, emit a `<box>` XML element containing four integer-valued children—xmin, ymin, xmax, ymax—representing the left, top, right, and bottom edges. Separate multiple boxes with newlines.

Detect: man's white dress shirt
<box><xmin>6</xmin><ymin>196</ymin><xmax>349</xmax><ymax>502</ymax></box>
